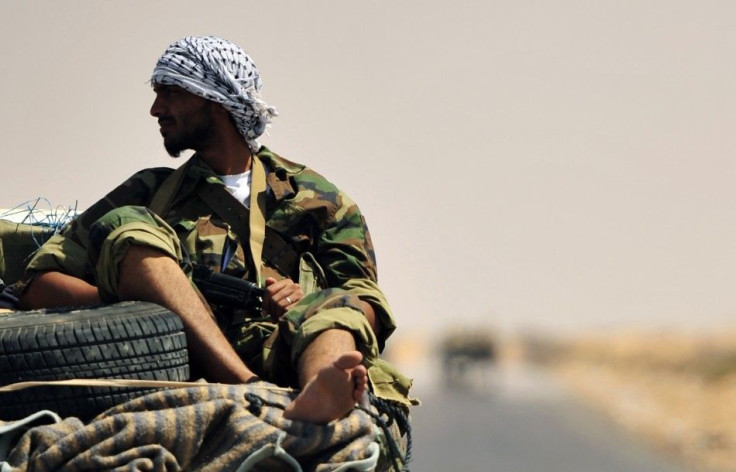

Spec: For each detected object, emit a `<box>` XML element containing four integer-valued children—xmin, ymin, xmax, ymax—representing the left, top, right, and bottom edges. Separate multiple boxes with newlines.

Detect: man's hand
<box><xmin>263</xmin><ymin>277</ymin><xmax>304</xmax><ymax>320</ymax></box>
<box><xmin>263</xmin><ymin>278</ymin><xmax>381</xmax><ymax>335</ymax></box>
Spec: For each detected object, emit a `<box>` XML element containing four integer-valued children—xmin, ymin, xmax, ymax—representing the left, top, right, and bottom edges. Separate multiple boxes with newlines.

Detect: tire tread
<box><xmin>0</xmin><ymin>302</ymin><xmax>189</xmax><ymax>421</ymax></box>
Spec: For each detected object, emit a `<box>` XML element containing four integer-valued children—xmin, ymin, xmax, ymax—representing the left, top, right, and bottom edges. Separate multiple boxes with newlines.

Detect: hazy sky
<box><xmin>1</xmin><ymin>1</ymin><xmax>735</xmax><ymax>337</ymax></box>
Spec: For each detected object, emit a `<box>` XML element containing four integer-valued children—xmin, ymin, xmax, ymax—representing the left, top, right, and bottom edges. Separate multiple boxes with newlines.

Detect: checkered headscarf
<box><xmin>151</xmin><ymin>36</ymin><xmax>278</xmax><ymax>152</ymax></box>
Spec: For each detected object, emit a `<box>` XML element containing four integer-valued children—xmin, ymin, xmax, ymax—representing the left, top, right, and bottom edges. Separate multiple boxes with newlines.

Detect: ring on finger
<box><xmin>285</xmin><ymin>296</ymin><xmax>293</xmax><ymax>305</ymax></box>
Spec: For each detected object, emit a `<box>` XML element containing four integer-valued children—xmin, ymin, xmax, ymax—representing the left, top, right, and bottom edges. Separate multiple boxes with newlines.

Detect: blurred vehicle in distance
<box><xmin>439</xmin><ymin>329</ymin><xmax>496</xmax><ymax>390</ymax></box>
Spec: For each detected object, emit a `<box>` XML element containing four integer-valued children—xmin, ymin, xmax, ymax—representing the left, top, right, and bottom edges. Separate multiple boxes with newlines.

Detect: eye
<box><xmin>153</xmin><ymin>84</ymin><xmax>179</xmax><ymax>97</ymax></box>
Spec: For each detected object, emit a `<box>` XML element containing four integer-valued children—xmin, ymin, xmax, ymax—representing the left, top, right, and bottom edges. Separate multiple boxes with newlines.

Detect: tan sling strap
<box><xmin>196</xmin><ymin>157</ymin><xmax>268</xmax><ymax>284</ymax></box>
<box><xmin>148</xmin><ymin>156</ymin><xmax>300</xmax><ymax>281</ymax></box>
<box><xmin>247</xmin><ymin>155</ymin><xmax>267</xmax><ymax>284</ymax></box>
<box><xmin>148</xmin><ymin>158</ymin><xmax>193</xmax><ymax>216</ymax></box>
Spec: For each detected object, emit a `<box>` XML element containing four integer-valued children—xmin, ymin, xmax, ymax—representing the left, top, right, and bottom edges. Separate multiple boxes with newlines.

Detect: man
<box><xmin>16</xmin><ymin>36</ymin><xmax>410</xmax><ymax>424</ymax></box>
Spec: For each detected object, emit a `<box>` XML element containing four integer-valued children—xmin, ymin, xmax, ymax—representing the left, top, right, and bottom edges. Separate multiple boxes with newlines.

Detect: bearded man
<box><xmin>16</xmin><ymin>36</ymin><xmax>411</xmax><ymax>424</ymax></box>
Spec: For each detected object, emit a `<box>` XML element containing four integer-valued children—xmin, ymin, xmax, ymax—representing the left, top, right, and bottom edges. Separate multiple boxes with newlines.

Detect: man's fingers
<box><xmin>278</xmin><ymin>286</ymin><xmax>304</xmax><ymax>309</ymax></box>
<box><xmin>262</xmin><ymin>278</ymin><xmax>304</xmax><ymax>318</ymax></box>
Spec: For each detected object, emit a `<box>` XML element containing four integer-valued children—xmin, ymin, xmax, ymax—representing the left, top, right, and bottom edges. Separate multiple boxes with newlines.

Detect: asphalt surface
<box><xmin>405</xmin><ymin>362</ymin><xmax>693</xmax><ymax>472</ymax></box>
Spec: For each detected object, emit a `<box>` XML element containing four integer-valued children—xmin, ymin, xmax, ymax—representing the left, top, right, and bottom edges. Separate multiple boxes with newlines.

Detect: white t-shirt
<box><xmin>219</xmin><ymin>170</ymin><xmax>252</xmax><ymax>208</ymax></box>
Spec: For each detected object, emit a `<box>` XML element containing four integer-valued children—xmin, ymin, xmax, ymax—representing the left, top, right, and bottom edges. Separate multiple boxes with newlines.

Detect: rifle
<box><xmin>191</xmin><ymin>264</ymin><xmax>265</xmax><ymax>311</ymax></box>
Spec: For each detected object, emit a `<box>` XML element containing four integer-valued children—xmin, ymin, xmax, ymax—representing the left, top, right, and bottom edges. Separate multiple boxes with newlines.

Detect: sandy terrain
<box><xmin>520</xmin><ymin>330</ymin><xmax>736</xmax><ymax>471</ymax></box>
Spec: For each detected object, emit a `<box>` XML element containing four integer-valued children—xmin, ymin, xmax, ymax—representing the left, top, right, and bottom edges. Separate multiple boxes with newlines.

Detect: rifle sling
<box><xmin>149</xmin><ymin>157</ymin><xmax>300</xmax><ymax>281</ymax></box>
<box><xmin>199</xmin><ymin>186</ymin><xmax>299</xmax><ymax>280</ymax></box>
<box><xmin>148</xmin><ymin>159</ymin><xmax>191</xmax><ymax>217</ymax></box>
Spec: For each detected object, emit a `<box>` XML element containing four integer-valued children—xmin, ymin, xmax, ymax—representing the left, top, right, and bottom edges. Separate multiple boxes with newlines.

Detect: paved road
<box><xmin>405</xmin><ymin>362</ymin><xmax>693</xmax><ymax>472</ymax></box>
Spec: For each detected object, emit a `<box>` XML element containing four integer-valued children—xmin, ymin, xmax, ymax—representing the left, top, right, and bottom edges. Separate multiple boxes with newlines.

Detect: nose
<box><xmin>150</xmin><ymin>94</ymin><xmax>164</xmax><ymax>117</ymax></box>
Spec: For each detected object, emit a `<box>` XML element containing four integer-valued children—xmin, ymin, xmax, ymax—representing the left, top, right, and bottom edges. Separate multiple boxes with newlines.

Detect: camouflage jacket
<box><xmin>23</xmin><ymin>148</ymin><xmax>412</xmax><ymax>403</ymax></box>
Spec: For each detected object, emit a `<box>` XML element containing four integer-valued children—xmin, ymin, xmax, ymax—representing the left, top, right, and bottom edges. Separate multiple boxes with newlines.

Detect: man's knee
<box><xmin>119</xmin><ymin>244</ymin><xmax>177</xmax><ymax>270</ymax></box>
<box><xmin>88</xmin><ymin>206</ymin><xmax>183</xmax><ymax>302</ymax></box>
<box><xmin>88</xmin><ymin>206</ymin><xmax>165</xmax><ymax>259</ymax></box>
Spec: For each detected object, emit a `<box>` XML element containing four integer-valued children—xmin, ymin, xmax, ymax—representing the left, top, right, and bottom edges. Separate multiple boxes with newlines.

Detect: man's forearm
<box><xmin>19</xmin><ymin>271</ymin><xmax>101</xmax><ymax>309</ymax></box>
<box><xmin>359</xmin><ymin>300</ymin><xmax>381</xmax><ymax>336</ymax></box>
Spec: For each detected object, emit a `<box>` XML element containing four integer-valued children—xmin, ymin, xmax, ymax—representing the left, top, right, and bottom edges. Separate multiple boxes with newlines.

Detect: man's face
<box><xmin>150</xmin><ymin>84</ymin><xmax>218</xmax><ymax>157</ymax></box>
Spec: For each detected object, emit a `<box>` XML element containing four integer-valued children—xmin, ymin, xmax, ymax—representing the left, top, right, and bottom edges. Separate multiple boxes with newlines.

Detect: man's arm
<box><xmin>358</xmin><ymin>300</ymin><xmax>380</xmax><ymax>336</ymax></box>
<box><xmin>20</xmin><ymin>271</ymin><xmax>100</xmax><ymax>309</ymax></box>
<box><xmin>315</xmin><ymin>199</ymin><xmax>393</xmax><ymax>343</ymax></box>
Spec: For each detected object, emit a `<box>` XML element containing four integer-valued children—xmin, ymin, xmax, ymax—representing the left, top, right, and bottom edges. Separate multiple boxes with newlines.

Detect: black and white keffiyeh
<box><xmin>151</xmin><ymin>36</ymin><xmax>278</xmax><ymax>152</ymax></box>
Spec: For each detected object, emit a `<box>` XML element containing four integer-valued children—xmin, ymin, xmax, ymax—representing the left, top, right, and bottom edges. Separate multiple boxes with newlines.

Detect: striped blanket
<box><xmin>0</xmin><ymin>383</ymin><xmax>406</xmax><ymax>471</ymax></box>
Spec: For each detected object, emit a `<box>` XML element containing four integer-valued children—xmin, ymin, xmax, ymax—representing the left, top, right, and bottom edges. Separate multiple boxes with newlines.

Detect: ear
<box><xmin>212</xmin><ymin>103</ymin><xmax>241</xmax><ymax>135</ymax></box>
<box><xmin>209</xmin><ymin>101</ymin><xmax>232</xmax><ymax>120</ymax></box>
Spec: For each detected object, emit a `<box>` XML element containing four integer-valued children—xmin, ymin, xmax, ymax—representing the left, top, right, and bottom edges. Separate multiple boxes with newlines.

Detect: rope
<box><xmin>243</xmin><ymin>390</ymin><xmax>287</xmax><ymax>416</ymax></box>
<box><xmin>1</xmin><ymin>379</ymin><xmax>412</xmax><ymax>471</ymax></box>
<box><xmin>234</xmin><ymin>431</ymin><xmax>303</xmax><ymax>472</ymax></box>
<box><xmin>244</xmin><ymin>387</ymin><xmax>413</xmax><ymax>471</ymax></box>
<box><xmin>331</xmin><ymin>442</ymin><xmax>380</xmax><ymax>472</ymax></box>
<box><xmin>0</xmin><ymin>198</ymin><xmax>78</xmax><ymax>231</ymax></box>
<box><xmin>242</xmin><ymin>391</ymin><xmax>382</xmax><ymax>472</ymax></box>
<box><xmin>357</xmin><ymin>392</ymin><xmax>413</xmax><ymax>472</ymax></box>
<box><xmin>0</xmin><ymin>379</ymin><xmax>293</xmax><ymax>394</ymax></box>
<box><xmin>0</xmin><ymin>198</ymin><xmax>79</xmax><ymax>264</ymax></box>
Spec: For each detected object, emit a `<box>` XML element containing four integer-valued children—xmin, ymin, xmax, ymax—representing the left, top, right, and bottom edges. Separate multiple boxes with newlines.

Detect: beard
<box><xmin>162</xmin><ymin>103</ymin><xmax>218</xmax><ymax>157</ymax></box>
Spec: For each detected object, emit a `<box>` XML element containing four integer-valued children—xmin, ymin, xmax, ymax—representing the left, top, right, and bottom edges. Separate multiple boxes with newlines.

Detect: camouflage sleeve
<box><xmin>318</xmin><ymin>190</ymin><xmax>396</xmax><ymax>339</ymax></box>
<box><xmin>277</xmin><ymin>187</ymin><xmax>395</xmax><ymax>365</ymax></box>
<box><xmin>319</xmin><ymin>192</ymin><xmax>377</xmax><ymax>283</ymax></box>
<box><xmin>24</xmin><ymin>168</ymin><xmax>173</xmax><ymax>282</ymax></box>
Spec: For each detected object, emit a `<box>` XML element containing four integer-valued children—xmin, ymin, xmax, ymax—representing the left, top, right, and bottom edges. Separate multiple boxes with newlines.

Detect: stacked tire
<box><xmin>0</xmin><ymin>302</ymin><xmax>189</xmax><ymax>421</ymax></box>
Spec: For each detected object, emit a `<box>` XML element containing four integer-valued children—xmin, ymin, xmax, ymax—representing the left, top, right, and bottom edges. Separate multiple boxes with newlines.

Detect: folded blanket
<box><xmin>0</xmin><ymin>383</ymin><xmax>405</xmax><ymax>472</ymax></box>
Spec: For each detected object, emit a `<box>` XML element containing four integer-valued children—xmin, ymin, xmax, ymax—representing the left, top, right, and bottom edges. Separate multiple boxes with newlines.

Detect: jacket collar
<box><xmin>256</xmin><ymin>146</ymin><xmax>303</xmax><ymax>202</ymax></box>
<box><xmin>186</xmin><ymin>146</ymin><xmax>303</xmax><ymax>203</ymax></box>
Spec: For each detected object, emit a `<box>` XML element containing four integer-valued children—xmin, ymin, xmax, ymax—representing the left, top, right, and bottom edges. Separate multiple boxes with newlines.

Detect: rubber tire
<box><xmin>0</xmin><ymin>301</ymin><xmax>189</xmax><ymax>421</ymax></box>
